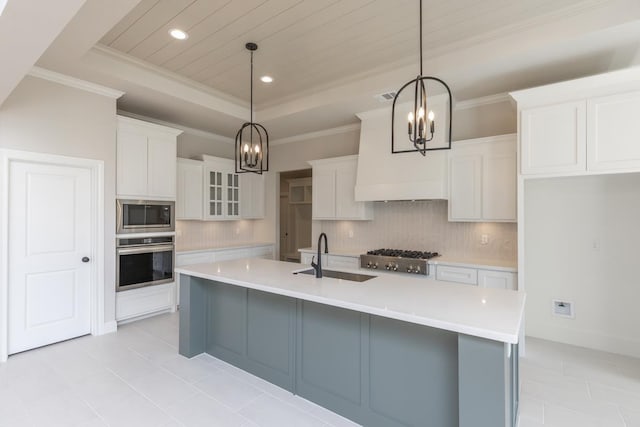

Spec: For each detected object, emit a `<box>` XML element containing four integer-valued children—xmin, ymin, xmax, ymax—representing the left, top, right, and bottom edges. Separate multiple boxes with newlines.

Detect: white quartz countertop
<box><xmin>176</xmin><ymin>242</ymin><xmax>274</xmax><ymax>254</ymax></box>
<box><xmin>176</xmin><ymin>258</ymin><xmax>525</xmax><ymax>344</ymax></box>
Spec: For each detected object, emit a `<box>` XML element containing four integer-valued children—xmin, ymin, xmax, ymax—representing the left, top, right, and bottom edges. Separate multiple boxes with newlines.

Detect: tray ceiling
<box><xmin>100</xmin><ymin>0</ymin><xmax>597</xmax><ymax>106</ymax></box>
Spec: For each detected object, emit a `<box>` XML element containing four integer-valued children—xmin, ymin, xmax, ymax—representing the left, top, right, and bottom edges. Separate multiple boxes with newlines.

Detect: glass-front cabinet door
<box><xmin>227</xmin><ymin>172</ymin><xmax>240</xmax><ymax>218</ymax></box>
<box><xmin>205</xmin><ymin>167</ymin><xmax>224</xmax><ymax>219</ymax></box>
<box><xmin>203</xmin><ymin>161</ymin><xmax>240</xmax><ymax>220</ymax></box>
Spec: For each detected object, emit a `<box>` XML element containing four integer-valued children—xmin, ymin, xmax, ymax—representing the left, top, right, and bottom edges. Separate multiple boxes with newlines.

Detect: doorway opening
<box><xmin>279</xmin><ymin>169</ymin><xmax>312</xmax><ymax>262</ymax></box>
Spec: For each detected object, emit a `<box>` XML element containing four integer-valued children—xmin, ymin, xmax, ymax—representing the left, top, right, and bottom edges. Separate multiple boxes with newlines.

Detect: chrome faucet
<box><xmin>311</xmin><ymin>233</ymin><xmax>329</xmax><ymax>278</ymax></box>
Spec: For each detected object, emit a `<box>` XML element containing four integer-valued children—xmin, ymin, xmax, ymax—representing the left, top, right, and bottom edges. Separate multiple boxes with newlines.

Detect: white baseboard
<box><xmin>101</xmin><ymin>321</ymin><xmax>118</xmax><ymax>335</ymax></box>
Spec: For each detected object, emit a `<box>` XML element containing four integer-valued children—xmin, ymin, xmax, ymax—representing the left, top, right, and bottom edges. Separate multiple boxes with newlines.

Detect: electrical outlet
<box><xmin>592</xmin><ymin>239</ymin><xmax>600</xmax><ymax>251</ymax></box>
<box><xmin>348</xmin><ymin>230</ymin><xmax>354</xmax><ymax>238</ymax></box>
<box><xmin>481</xmin><ymin>234</ymin><xmax>489</xmax><ymax>245</ymax></box>
<box><xmin>552</xmin><ymin>300</ymin><xmax>574</xmax><ymax>318</ymax></box>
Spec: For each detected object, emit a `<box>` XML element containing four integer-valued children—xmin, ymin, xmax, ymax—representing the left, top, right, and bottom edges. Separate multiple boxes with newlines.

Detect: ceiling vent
<box><xmin>374</xmin><ymin>91</ymin><xmax>397</xmax><ymax>102</ymax></box>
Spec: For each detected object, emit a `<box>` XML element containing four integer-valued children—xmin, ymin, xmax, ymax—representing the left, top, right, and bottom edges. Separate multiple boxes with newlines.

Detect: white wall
<box><xmin>0</xmin><ymin>76</ymin><xmax>117</xmax><ymax>323</ymax></box>
<box><xmin>525</xmin><ymin>173</ymin><xmax>640</xmax><ymax>358</ymax></box>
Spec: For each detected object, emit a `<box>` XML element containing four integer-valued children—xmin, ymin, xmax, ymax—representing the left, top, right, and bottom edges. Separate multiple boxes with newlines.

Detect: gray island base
<box><xmin>179</xmin><ymin>274</ymin><xmax>519</xmax><ymax>427</ymax></box>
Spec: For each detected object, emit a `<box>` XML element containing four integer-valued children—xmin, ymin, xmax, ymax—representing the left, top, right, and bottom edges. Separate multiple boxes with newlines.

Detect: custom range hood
<box><xmin>354</xmin><ymin>95</ymin><xmax>450</xmax><ymax>202</ymax></box>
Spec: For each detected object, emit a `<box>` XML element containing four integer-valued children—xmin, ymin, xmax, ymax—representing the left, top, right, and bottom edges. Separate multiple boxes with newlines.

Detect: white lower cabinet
<box><xmin>435</xmin><ymin>264</ymin><xmax>517</xmax><ymax>290</ymax></box>
<box><xmin>477</xmin><ymin>269</ymin><xmax>517</xmax><ymax>290</ymax></box>
<box><xmin>116</xmin><ymin>283</ymin><xmax>176</xmax><ymax>323</ymax></box>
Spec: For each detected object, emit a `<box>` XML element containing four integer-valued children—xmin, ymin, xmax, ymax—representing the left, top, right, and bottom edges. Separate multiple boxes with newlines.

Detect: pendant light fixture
<box><xmin>391</xmin><ymin>0</ymin><xmax>453</xmax><ymax>155</ymax></box>
<box><xmin>235</xmin><ymin>42</ymin><xmax>269</xmax><ymax>174</ymax></box>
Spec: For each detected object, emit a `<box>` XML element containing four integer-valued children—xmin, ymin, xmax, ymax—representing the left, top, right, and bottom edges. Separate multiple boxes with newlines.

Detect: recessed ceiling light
<box><xmin>169</xmin><ymin>28</ymin><xmax>188</xmax><ymax>40</ymax></box>
<box><xmin>260</xmin><ymin>76</ymin><xmax>273</xmax><ymax>83</ymax></box>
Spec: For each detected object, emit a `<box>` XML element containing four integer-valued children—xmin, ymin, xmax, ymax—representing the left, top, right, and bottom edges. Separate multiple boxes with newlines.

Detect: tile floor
<box><xmin>0</xmin><ymin>312</ymin><xmax>639</xmax><ymax>427</ymax></box>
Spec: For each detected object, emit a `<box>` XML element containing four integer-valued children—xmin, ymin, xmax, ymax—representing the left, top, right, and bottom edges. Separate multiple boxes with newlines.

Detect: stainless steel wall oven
<box><xmin>116</xmin><ymin>235</ymin><xmax>174</xmax><ymax>291</ymax></box>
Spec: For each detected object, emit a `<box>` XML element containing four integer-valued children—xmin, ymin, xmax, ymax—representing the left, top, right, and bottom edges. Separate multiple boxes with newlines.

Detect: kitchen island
<box><xmin>176</xmin><ymin>258</ymin><xmax>525</xmax><ymax>427</ymax></box>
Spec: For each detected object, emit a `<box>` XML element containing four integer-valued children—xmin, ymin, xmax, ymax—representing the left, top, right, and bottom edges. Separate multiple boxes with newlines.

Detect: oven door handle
<box><xmin>117</xmin><ymin>244</ymin><xmax>175</xmax><ymax>255</ymax></box>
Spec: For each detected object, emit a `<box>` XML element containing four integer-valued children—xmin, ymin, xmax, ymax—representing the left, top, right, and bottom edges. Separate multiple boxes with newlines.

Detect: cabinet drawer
<box><xmin>436</xmin><ymin>266</ymin><xmax>478</xmax><ymax>285</ymax></box>
<box><xmin>328</xmin><ymin>255</ymin><xmax>359</xmax><ymax>270</ymax></box>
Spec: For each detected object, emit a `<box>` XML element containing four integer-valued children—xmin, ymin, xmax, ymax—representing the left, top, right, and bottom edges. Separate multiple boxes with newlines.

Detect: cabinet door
<box><xmin>240</xmin><ymin>173</ymin><xmax>265</xmax><ymax>219</ymax></box>
<box><xmin>587</xmin><ymin>91</ymin><xmax>640</xmax><ymax>172</ymax></box>
<box><xmin>312</xmin><ymin>168</ymin><xmax>336</xmax><ymax>219</ymax></box>
<box><xmin>521</xmin><ymin>101</ymin><xmax>586</xmax><ymax>175</ymax></box>
<box><xmin>449</xmin><ymin>155</ymin><xmax>482</xmax><ymax>221</ymax></box>
<box><xmin>226</xmin><ymin>172</ymin><xmax>240</xmax><ymax>219</ymax></box>
<box><xmin>147</xmin><ymin>135</ymin><xmax>177</xmax><ymax>198</ymax></box>
<box><xmin>204</xmin><ymin>168</ymin><xmax>224</xmax><ymax>219</ymax></box>
<box><xmin>478</xmin><ymin>270</ymin><xmax>516</xmax><ymax>290</ymax></box>
<box><xmin>335</xmin><ymin>165</ymin><xmax>361</xmax><ymax>219</ymax></box>
<box><xmin>483</xmin><ymin>152</ymin><xmax>516</xmax><ymax>221</ymax></box>
<box><xmin>176</xmin><ymin>161</ymin><xmax>203</xmax><ymax>220</ymax></box>
<box><xmin>117</xmin><ymin>129</ymin><xmax>148</xmax><ymax>197</ymax></box>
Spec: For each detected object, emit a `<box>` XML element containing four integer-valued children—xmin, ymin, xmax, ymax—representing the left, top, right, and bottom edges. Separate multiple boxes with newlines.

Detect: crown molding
<box><xmin>271</xmin><ymin>124</ymin><xmax>361</xmax><ymax>146</ymax></box>
<box><xmin>28</xmin><ymin>66</ymin><xmax>124</xmax><ymax>99</ymax></box>
<box><xmin>91</xmin><ymin>45</ymin><xmax>248</xmax><ymax>108</ymax></box>
<box><xmin>455</xmin><ymin>93</ymin><xmax>511</xmax><ymax>110</ymax></box>
<box><xmin>117</xmin><ymin>110</ymin><xmax>234</xmax><ymax>144</ymax></box>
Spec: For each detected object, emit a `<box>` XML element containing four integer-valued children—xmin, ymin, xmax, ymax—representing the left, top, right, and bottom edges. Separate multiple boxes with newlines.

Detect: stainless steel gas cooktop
<box><xmin>360</xmin><ymin>248</ymin><xmax>439</xmax><ymax>276</ymax></box>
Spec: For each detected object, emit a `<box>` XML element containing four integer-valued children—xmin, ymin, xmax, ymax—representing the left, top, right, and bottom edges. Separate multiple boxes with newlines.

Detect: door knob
<box><xmin>82</xmin><ymin>257</ymin><xmax>90</xmax><ymax>263</ymax></box>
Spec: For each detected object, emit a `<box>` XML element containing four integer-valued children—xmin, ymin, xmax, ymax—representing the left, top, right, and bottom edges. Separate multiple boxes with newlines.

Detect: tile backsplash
<box><xmin>314</xmin><ymin>200</ymin><xmax>517</xmax><ymax>262</ymax></box>
<box><xmin>176</xmin><ymin>220</ymin><xmax>255</xmax><ymax>251</ymax></box>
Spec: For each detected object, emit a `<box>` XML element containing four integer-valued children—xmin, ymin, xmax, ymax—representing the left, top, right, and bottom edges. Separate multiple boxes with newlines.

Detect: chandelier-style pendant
<box><xmin>235</xmin><ymin>42</ymin><xmax>269</xmax><ymax>174</ymax></box>
<box><xmin>391</xmin><ymin>0</ymin><xmax>453</xmax><ymax>156</ymax></box>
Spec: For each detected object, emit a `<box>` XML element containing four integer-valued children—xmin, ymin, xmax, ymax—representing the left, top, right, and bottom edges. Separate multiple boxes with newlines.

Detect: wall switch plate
<box><xmin>552</xmin><ymin>300</ymin><xmax>575</xmax><ymax>318</ymax></box>
<box><xmin>481</xmin><ymin>234</ymin><xmax>489</xmax><ymax>245</ymax></box>
<box><xmin>348</xmin><ymin>230</ymin><xmax>354</xmax><ymax>238</ymax></box>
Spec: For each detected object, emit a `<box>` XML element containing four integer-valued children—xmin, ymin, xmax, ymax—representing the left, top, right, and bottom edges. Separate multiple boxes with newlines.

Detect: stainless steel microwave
<box><xmin>116</xmin><ymin>199</ymin><xmax>175</xmax><ymax>234</ymax></box>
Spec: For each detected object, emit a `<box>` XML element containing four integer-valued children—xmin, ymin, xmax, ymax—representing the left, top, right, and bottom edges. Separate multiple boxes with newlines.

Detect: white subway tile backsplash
<box><xmin>315</xmin><ymin>200</ymin><xmax>517</xmax><ymax>262</ymax></box>
<box><xmin>176</xmin><ymin>220</ymin><xmax>255</xmax><ymax>251</ymax></box>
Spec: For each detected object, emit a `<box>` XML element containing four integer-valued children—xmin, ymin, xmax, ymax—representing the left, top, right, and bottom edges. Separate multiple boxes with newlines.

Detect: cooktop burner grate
<box><xmin>365</xmin><ymin>249</ymin><xmax>439</xmax><ymax>259</ymax></box>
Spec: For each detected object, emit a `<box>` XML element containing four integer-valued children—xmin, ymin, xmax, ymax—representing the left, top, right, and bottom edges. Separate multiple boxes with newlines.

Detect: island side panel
<box><xmin>458</xmin><ymin>334</ymin><xmax>514</xmax><ymax>427</ymax></box>
<box><xmin>296</xmin><ymin>300</ymin><xmax>365</xmax><ymax>418</ymax></box>
<box><xmin>178</xmin><ymin>274</ymin><xmax>208</xmax><ymax>358</ymax></box>
<box><xmin>367</xmin><ymin>315</ymin><xmax>459</xmax><ymax>427</ymax></box>
<box><xmin>205</xmin><ymin>281</ymin><xmax>296</xmax><ymax>392</ymax></box>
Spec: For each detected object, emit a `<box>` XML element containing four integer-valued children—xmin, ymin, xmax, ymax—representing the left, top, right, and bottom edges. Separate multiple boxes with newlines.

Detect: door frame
<box><xmin>0</xmin><ymin>149</ymin><xmax>106</xmax><ymax>362</ymax></box>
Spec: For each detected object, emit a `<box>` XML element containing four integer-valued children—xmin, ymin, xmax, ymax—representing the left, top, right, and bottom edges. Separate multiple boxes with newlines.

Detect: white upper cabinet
<box><xmin>309</xmin><ymin>155</ymin><xmax>373</xmax><ymax>221</ymax></box>
<box><xmin>201</xmin><ymin>156</ymin><xmax>240</xmax><ymax>221</ymax></box>
<box><xmin>240</xmin><ymin>172</ymin><xmax>265</xmax><ymax>219</ymax></box>
<box><xmin>521</xmin><ymin>101</ymin><xmax>586</xmax><ymax>175</ymax></box>
<box><xmin>448</xmin><ymin>135</ymin><xmax>516</xmax><ymax>222</ymax></box>
<box><xmin>116</xmin><ymin>116</ymin><xmax>182</xmax><ymax>200</ymax></box>
<box><xmin>511</xmin><ymin>67</ymin><xmax>640</xmax><ymax>177</ymax></box>
<box><xmin>176</xmin><ymin>158</ymin><xmax>203</xmax><ymax>220</ymax></box>
<box><xmin>587</xmin><ymin>91</ymin><xmax>640</xmax><ymax>172</ymax></box>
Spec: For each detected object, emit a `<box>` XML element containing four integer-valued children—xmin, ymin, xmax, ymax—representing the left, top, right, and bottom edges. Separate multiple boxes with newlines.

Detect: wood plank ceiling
<box><xmin>100</xmin><ymin>0</ymin><xmax>596</xmax><ymax>106</ymax></box>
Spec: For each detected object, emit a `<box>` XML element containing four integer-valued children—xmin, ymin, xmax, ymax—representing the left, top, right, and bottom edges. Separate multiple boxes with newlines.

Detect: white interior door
<box><xmin>8</xmin><ymin>161</ymin><xmax>93</xmax><ymax>355</ymax></box>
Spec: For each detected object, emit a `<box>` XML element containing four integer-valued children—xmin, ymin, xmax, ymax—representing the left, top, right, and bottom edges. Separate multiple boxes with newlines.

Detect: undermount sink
<box><xmin>294</xmin><ymin>269</ymin><xmax>376</xmax><ymax>282</ymax></box>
